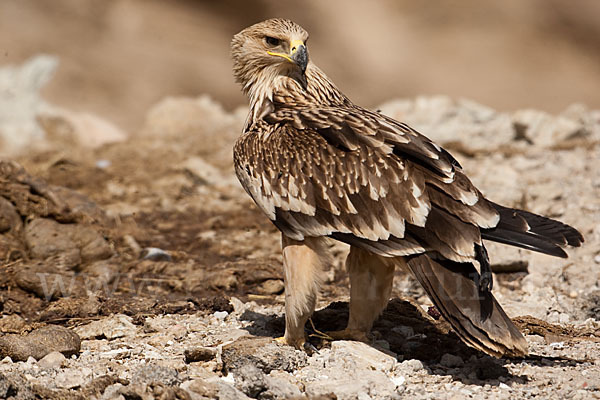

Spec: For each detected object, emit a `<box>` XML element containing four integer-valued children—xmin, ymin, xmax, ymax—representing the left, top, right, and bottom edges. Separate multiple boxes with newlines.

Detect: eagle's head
<box><xmin>231</xmin><ymin>18</ymin><xmax>309</xmax><ymax>98</ymax></box>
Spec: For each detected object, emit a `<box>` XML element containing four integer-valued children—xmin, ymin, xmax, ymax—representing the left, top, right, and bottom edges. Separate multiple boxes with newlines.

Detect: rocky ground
<box><xmin>0</xmin><ymin>59</ymin><xmax>599</xmax><ymax>399</ymax></box>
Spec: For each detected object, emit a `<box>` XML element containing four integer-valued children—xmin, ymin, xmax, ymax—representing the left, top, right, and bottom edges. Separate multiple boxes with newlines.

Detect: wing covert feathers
<box><xmin>406</xmin><ymin>254</ymin><xmax>528</xmax><ymax>357</ymax></box>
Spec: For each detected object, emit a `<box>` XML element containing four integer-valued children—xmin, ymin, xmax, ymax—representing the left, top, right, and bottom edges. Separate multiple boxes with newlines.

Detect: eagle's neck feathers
<box><xmin>245</xmin><ymin>63</ymin><xmax>350</xmax><ymax>131</ymax></box>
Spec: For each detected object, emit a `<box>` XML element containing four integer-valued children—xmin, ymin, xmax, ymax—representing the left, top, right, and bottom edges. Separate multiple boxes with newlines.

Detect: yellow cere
<box><xmin>267</xmin><ymin>39</ymin><xmax>304</xmax><ymax>62</ymax></box>
<box><xmin>289</xmin><ymin>39</ymin><xmax>304</xmax><ymax>54</ymax></box>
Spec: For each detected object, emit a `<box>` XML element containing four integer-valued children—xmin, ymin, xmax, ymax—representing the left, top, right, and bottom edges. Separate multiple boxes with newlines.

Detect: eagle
<box><xmin>230</xmin><ymin>18</ymin><xmax>583</xmax><ymax>357</ymax></box>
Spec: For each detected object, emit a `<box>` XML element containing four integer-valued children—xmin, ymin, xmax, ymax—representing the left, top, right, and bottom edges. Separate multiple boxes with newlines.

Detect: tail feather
<box><xmin>482</xmin><ymin>202</ymin><xmax>583</xmax><ymax>257</ymax></box>
<box><xmin>406</xmin><ymin>254</ymin><xmax>528</xmax><ymax>358</ymax></box>
<box><xmin>482</xmin><ymin>229</ymin><xmax>568</xmax><ymax>258</ymax></box>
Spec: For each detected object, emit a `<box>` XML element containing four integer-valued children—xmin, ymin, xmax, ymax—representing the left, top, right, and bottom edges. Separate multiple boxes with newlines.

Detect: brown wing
<box><xmin>266</xmin><ymin>102</ymin><xmax>459</xmax><ymax>182</ymax></box>
<box><xmin>234</xmin><ymin>103</ymin><xmax>499</xmax><ymax>262</ymax></box>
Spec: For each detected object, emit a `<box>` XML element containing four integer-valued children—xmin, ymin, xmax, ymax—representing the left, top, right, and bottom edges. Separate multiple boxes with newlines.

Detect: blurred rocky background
<box><xmin>0</xmin><ymin>1</ymin><xmax>599</xmax><ymax>399</ymax></box>
<box><xmin>1</xmin><ymin>0</ymin><xmax>600</xmax><ymax>131</ymax></box>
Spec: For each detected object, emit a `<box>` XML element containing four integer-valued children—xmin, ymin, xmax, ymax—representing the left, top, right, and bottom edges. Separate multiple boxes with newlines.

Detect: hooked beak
<box><xmin>291</xmin><ymin>42</ymin><xmax>308</xmax><ymax>73</ymax></box>
<box><xmin>267</xmin><ymin>39</ymin><xmax>308</xmax><ymax>73</ymax></box>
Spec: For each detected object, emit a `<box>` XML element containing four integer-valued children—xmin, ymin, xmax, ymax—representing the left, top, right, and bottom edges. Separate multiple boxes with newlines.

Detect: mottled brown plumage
<box><xmin>231</xmin><ymin>18</ymin><xmax>583</xmax><ymax>357</ymax></box>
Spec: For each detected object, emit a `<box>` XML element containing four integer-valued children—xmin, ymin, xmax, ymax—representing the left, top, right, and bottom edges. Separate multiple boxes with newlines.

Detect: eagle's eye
<box><xmin>265</xmin><ymin>36</ymin><xmax>280</xmax><ymax>46</ymax></box>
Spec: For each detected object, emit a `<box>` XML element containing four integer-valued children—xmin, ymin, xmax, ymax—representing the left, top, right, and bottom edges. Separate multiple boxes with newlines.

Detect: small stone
<box><xmin>373</xmin><ymin>339</ymin><xmax>391</xmax><ymax>351</ymax></box>
<box><xmin>140</xmin><ymin>247</ymin><xmax>172</xmax><ymax>261</ymax></box>
<box><xmin>0</xmin><ymin>325</ymin><xmax>80</xmax><ymax>361</ymax></box>
<box><xmin>55</xmin><ymin>367</ymin><xmax>92</xmax><ymax>389</ymax></box>
<box><xmin>398</xmin><ymin>359</ymin><xmax>424</xmax><ymax>373</ymax></box>
<box><xmin>99</xmin><ymin>348</ymin><xmax>131</xmax><ymax>360</ymax></box>
<box><xmin>262</xmin><ymin>371</ymin><xmax>302</xmax><ymax>399</ymax></box>
<box><xmin>526</xmin><ymin>335</ymin><xmax>545</xmax><ymax>345</ymax></box>
<box><xmin>391</xmin><ymin>325</ymin><xmax>414</xmax><ymax>338</ymax></box>
<box><xmin>182</xmin><ymin>374</ymin><xmax>252</xmax><ymax>400</ymax></box>
<box><xmin>440</xmin><ymin>353</ymin><xmax>464</xmax><ymax>368</ymax></box>
<box><xmin>234</xmin><ymin>363</ymin><xmax>267</xmax><ymax>398</ymax></box>
<box><xmin>1</xmin><ymin>356</ymin><xmax>12</xmax><ymax>364</ymax></box>
<box><xmin>184</xmin><ymin>346</ymin><xmax>217</xmax><ymax>363</ymax></box>
<box><xmin>214</xmin><ymin>311</ymin><xmax>229</xmax><ymax>320</ymax></box>
<box><xmin>222</xmin><ymin>337</ymin><xmax>308</xmax><ymax>374</ymax></box>
<box><xmin>229</xmin><ymin>297</ymin><xmax>246</xmax><ymax>314</ymax></box>
<box><xmin>331</xmin><ymin>341</ymin><xmax>397</xmax><ymax>373</ymax></box>
<box><xmin>499</xmin><ymin>382</ymin><xmax>511</xmax><ymax>390</ymax></box>
<box><xmin>95</xmin><ymin>159</ymin><xmax>111</xmax><ymax>169</ymax></box>
<box><xmin>75</xmin><ymin>314</ymin><xmax>136</xmax><ymax>340</ymax></box>
<box><xmin>132</xmin><ymin>364</ymin><xmax>180</xmax><ymax>386</ymax></box>
<box><xmin>256</xmin><ymin>279</ymin><xmax>284</xmax><ymax>295</ymax></box>
<box><xmin>38</xmin><ymin>351</ymin><xmax>66</xmax><ymax>369</ymax></box>
<box><xmin>391</xmin><ymin>375</ymin><xmax>406</xmax><ymax>387</ymax></box>
<box><xmin>594</xmin><ymin>255</ymin><xmax>600</xmax><ymax>264</ymax></box>
<box><xmin>143</xmin><ymin>319</ymin><xmax>160</xmax><ymax>333</ymax></box>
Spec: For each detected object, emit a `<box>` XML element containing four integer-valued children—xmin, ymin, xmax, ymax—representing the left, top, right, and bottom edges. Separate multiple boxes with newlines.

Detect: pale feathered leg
<box><xmin>279</xmin><ymin>234</ymin><xmax>329</xmax><ymax>349</ymax></box>
<box><xmin>329</xmin><ymin>245</ymin><xmax>396</xmax><ymax>341</ymax></box>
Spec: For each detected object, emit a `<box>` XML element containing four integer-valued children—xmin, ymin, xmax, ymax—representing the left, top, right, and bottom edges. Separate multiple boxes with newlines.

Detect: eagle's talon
<box><xmin>275</xmin><ymin>335</ymin><xmax>316</xmax><ymax>354</ymax></box>
<box><xmin>274</xmin><ymin>336</ymin><xmax>287</xmax><ymax>345</ymax></box>
<box><xmin>303</xmin><ymin>341</ymin><xmax>319</xmax><ymax>355</ymax></box>
<box><xmin>307</xmin><ymin>317</ymin><xmax>333</xmax><ymax>340</ymax></box>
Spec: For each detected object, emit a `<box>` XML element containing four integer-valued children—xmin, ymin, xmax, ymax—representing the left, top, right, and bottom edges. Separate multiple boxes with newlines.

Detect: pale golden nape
<box><xmin>231</xmin><ymin>18</ymin><xmax>583</xmax><ymax>358</ymax></box>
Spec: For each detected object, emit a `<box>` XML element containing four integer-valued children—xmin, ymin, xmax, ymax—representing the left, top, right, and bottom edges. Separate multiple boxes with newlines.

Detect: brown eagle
<box><xmin>231</xmin><ymin>18</ymin><xmax>583</xmax><ymax>357</ymax></box>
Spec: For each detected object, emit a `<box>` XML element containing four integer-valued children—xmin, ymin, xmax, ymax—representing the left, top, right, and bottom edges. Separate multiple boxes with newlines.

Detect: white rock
<box><xmin>263</xmin><ymin>374</ymin><xmax>302</xmax><ymax>399</ymax></box>
<box><xmin>141</xmin><ymin>247</ymin><xmax>172</xmax><ymax>261</ymax></box>
<box><xmin>95</xmin><ymin>159</ymin><xmax>111</xmax><ymax>169</ymax></box>
<box><xmin>378</xmin><ymin>95</ymin><xmax>514</xmax><ymax>154</ymax></box>
<box><xmin>99</xmin><ymin>348</ymin><xmax>131</xmax><ymax>360</ymax></box>
<box><xmin>55</xmin><ymin>367</ymin><xmax>92</xmax><ymax>389</ymax></box>
<box><xmin>221</xmin><ymin>373</ymin><xmax>235</xmax><ymax>384</ymax></box>
<box><xmin>391</xmin><ymin>375</ymin><xmax>406</xmax><ymax>387</ymax></box>
<box><xmin>38</xmin><ymin>351</ymin><xmax>66</xmax><ymax>369</ymax></box>
<box><xmin>75</xmin><ymin>314</ymin><xmax>137</xmax><ymax>340</ymax></box>
<box><xmin>38</xmin><ymin>106</ymin><xmax>127</xmax><ymax>148</ymax></box>
<box><xmin>214</xmin><ymin>311</ymin><xmax>229</xmax><ymax>320</ymax></box>
<box><xmin>398</xmin><ymin>359</ymin><xmax>425</xmax><ymax>373</ymax></box>
<box><xmin>512</xmin><ymin>109</ymin><xmax>581</xmax><ymax>147</ymax></box>
<box><xmin>0</xmin><ymin>55</ymin><xmax>57</xmax><ymax>156</ymax></box>
<box><xmin>330</xmin><ymin>341</ymin><xmax>397</xmax><ymax>373</ymax></box>
<box><xmin>229</xmin><ymin>297</ymin><xmax>246</xmax><ymax>314</ymax></box>
<box><xmin>179</xmin><ymin>156</ymin><xmax>235</xmax><ymax>187</ymax></box>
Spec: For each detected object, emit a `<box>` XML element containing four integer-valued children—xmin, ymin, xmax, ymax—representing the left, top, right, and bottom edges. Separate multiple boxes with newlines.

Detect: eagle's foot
<box><xmin>326</xmin><ymin>328</ymin><xmax>370</xmax><ymax>342</ymax></box>
<box><xmin>274</xmin><ymin>336</ymin><xmax>318</xmax><ymax>355</ymax></box>
<box><xmin>307</xmin><ymin>317</ymin><xmax>334</xmax><ymax>340</ymax></box>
